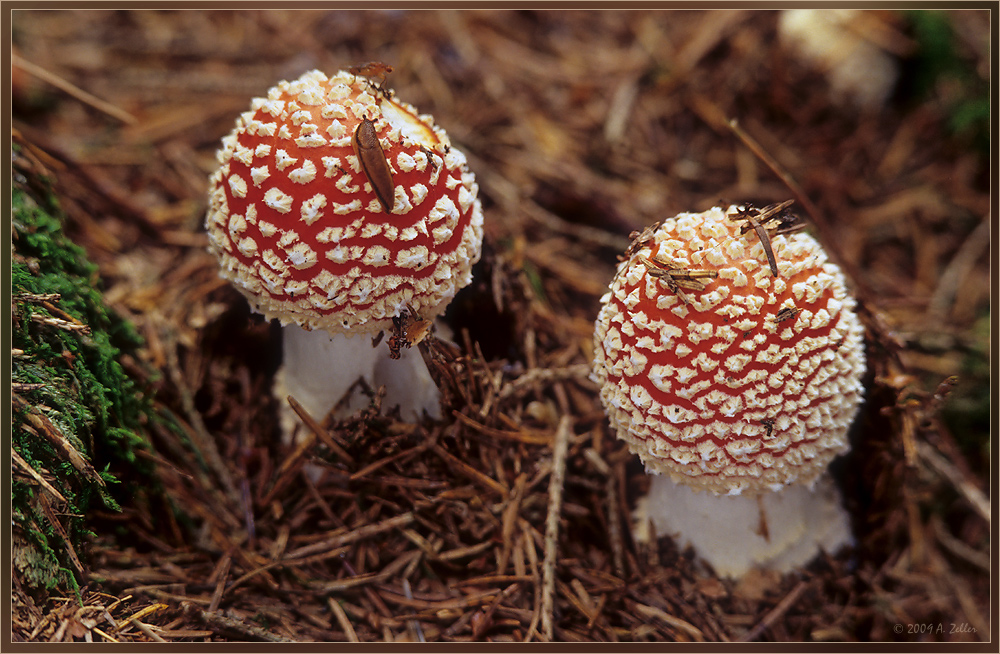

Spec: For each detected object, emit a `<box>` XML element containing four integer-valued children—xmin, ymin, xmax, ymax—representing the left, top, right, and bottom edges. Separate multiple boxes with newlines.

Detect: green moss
<box><xmin>11</xmin><ymin>157</ymin><xmax>157</xmax><ymax>595</ymax></box>
<box><xmin>903</xmin><ymin>10</ymin><xmax>989</xmax><ymax>158</ymax></box>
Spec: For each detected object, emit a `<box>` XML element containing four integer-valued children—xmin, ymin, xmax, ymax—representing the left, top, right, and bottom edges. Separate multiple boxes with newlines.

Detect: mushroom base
<box><xmin>274</xmin><ymin>325</ymin><xmax>442</xmax><ymax>441</ymax></box>
<box><xmin>633</xmin><ymin>472</ymin><xmax>853</xmax><ymax>579</ymax></box>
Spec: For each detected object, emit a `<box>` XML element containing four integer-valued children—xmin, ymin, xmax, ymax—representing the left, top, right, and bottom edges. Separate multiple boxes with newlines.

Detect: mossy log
<box><xmin>11</xmin><ymin>145</ymin><xmax>157</xmax><ymax>598</ymax></box>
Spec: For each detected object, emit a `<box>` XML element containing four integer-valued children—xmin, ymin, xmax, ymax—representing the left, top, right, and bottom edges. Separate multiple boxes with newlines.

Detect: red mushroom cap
<box><xmin>592</xmin><ymin>206</ymin><xmax>866</xmax><ymax>495</ymax></box>
<box><xmin>206</xmin><ymin>69</ymin><xmax>484</xmax><ymax>334</ymax></box>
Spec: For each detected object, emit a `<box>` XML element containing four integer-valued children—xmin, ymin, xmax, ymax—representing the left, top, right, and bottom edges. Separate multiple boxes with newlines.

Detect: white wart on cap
<box><xmin>592</xmin><ymin>206</ymin><xmax>866</xmax><ymax>496</ymax></box>
<box><xmin>206</xmin><ymin>69</ymin><xmax>485</xmax><ymax>334</ymax></box>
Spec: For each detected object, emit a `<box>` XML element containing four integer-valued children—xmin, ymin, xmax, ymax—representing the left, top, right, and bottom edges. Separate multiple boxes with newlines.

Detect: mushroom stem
<box><xmin>274</xmin><ymin>324</ymin><xmax>441</xmax><ymax>439</ymax></box>
<box><xmin>634</xmin><ymin>472</ymin><xmax>854</xmax><ymax>579</ymax></box>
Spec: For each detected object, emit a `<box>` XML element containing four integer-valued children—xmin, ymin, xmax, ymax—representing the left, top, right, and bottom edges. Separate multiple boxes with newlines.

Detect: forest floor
<box><xmin>10</xmin><ymin>9</ymin><xmax>992</xmax><ymax>643</ymax></box>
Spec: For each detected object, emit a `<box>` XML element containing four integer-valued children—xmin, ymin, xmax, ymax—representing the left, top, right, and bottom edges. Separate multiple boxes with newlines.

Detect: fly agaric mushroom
<box><xmin>592</xmin><ymin>205</ymin><xmax>866</xmax><ymax>578</ymax></box>
<box><xmin>205</xmin><ymin>69</ymin><xmax>484</xmax><ymax>430</ymax></box>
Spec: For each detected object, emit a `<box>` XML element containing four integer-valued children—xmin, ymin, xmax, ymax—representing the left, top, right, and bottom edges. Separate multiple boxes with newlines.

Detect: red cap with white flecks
<box><xmin>206</xmin><ymin>69</ymin><xmax>484</xmax><ymax>334</ymax></box>
<box><xmin>592</xmin><ymin>206</ymin><xmax>866</xmax><ymax>495</ymax></box>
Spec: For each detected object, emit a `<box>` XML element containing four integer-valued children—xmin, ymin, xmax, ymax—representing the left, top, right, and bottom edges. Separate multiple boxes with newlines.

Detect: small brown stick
<box><xmin>930</xmin><ymin>515</ymin><xmax>989</xmax><ymax>571</ymax></box>
<box><xmin>11</xmin><ymin>447</ymin><xmax>67</xmax><ymax>503</ymax></box>
<box><xmin>454</xmin><ymin>411</ymin><xmax>552</xmax><ymax>446</ymax></box>
<box><xmin>728</xmin><ymin>205</ymin><xmax>780</xmax><ymax>277</ymax></box>
<box><xmin>207</xmin><ymin>550</ymin><xmax>232</xmax><ymax>613</ymax></box>
<box><xmin>641</xmin><ymin>255</ymin><xmax>721</xmax><ymax>300</ymax></box>
<box><xmin>226</xmin><ymin>561</ymin><xmax>297</xmax><ymax>597</ymax></box>
<box><xmin>605</xmin><ymin>461</ymin><xmax>626</xmax><ymax>579</ymax></box>
<box><xmin>327</xmin><ymin>598</ymin><xmax>359</xmax><ymax>642</ymax></box>
<box><xmin>739</xmin><ymin>580</ymin><xmax>810</xmax><ymax>642</ymax></box>
<box><xmin>758</xmin><ymin>201</ymin><xmax>806</xmax><ymax>237</ymax></box>
<box><xmin>437</xmin><ymin>540</ymin><xmax>494</xmax><ymax>562</ymax></box>
<box><xmin>630</xmin><ymin>601</ymin><xmax>705</xmax><ymax>641</ymax></box>
<box><xmin>400</xmin><ymin>528</ymin><xmax>440</xmax><ymax>558</ymax></box>
<box><xmin>771</xmin><ymin>306</ymin><xmax>801</xmax><ymax>324</ymax></box>
<box><xmin>182</xmin><ymin>605</ymin><xmax>293</xmax><ymax>642</ymax></box>
<box><xmin>728</xmin><ymin>119</ymin><xmax>819</xmax><ymax>227</ymax></box>
<box><xmin>91</xmin><ymin>627</ymin><xmax>119</xmax><ymax>643</ymax></box>
<box><xmin>374</xmin><ymin>585</ymin><xmax>500</xmax><ymax>610</ymax></box>
<box><xmin>348</xmin><ymin>437</ymin><xmax>435</xmax><ymax>481</ymax></box>
<box><xmin>37</xmin><ymin>494</ymin><xmax>84</xmax><ymax>574</ymax></box>
<box><xmin>927</xmin><ymin>548</ymin><xmax>990</xmax><ymax>638</ymax></box>
<box><xmin>522</xmin><ymin>199</ymin><xmax>633</xmax><ymax>252</ymax></box>
<box><xmin>916</xmin><ymin>441</ymin><xmax>990</xmax><ymax>525</ymax></box>
<box><xmin>586</xmin><ymin>593</ymin><xmax>609</xmax><ymax>635</ymax></box>
<box><xmin>432</xmin><ymin>443</ymin><xmax>508</xmax><ymax>497</ymax></box>
<box><xmin>728</xmin><ymin>119</ymin><xmax>866</xmax><ymax>289</ymax></box>
<box><xmin>560</xmin><ymin>579</ymin><xmax>597</xmax><ymax>626</ymax></box>
<box><xmin>453</xmin><ymin>574</ymin><xmax>534</xmax><ymax>588</ymax></box>
<box><xmin>13</xmin><ymin>394</ymin><xmax>104</xmax><ymax>488</ymax></box>
<box><xmin>285</xmin><ymin>395</ymin><xmax>355</xmax><ymax>465</ymax></box>
<box><xmin>498</xmin><ymin>364</ymin><xmax>593</xmax><ymax>402</ymax></box>
<box><xmin>29</xmin><ymin>312</ymin><xmax>91</xmax><ymax>333</ymax></box>
<box><xmin>621</xmin><ymin>221</ymin><xmax>662</xmax><ymax>263</ymax></box>
<box><xmin>116</xmin><ymin>603</ymin><xmax>168</xmax><ymax>632</ymax></box>
<box><xmin>927</xmin><ymin>212</ymin><xmax>991</xmax><ymax>320</ymax></box>
<box><xmin>12</xmin><ymin>53</ymin><xmax>137</xmax><ymax>125</ymax></box>
<box><xmin>471</xmin><ymin>583</ymin><xmax>521</xmax><ymax>640</ymax></box>
<box><xmin>260</xmin><ymin>425</ymin><xmax>319</xmax><ymax>507</ymax></box>
<box><xmin>604</xmin><ymin>75</ymin><xmax>640</xmax><ymax>144</ymax></box>
<box><xmin>163</xmin><ymin>334</ymin><xmax>239</xmax><ymax>505</ymax></box>
<box><xmin>541</xmin><ymin>415</ymin><xmax>573</xmax><ymax>641</ymax></box>
<box><xmin>401</xmin><ymin>579</ymin><xmax>426</xmax><ymax>642</ymax></box>
<box><xmin>521</xmin><ymin>524</ymin><xmax>544</xmax><ymax>643</ymax></box>
<box><xmin>14</xmin><ymin>292</ymin><xmax>62</xmax><ymax>304</ymax></box>
<box><xmin>497</xmin><ymin>473</ymin><xmax>529</xmax><ymax>575</ymax></box>
<box><xmin>133</xmin><ymin>621</ymin><xmax>167</xmax><ymax>643</ymax></box>
<box><xmin>748</xmin><ymin>198</ymin><xmax>796</xmax><ymax>229</ymax></box>
<box><xmin>300</xmin><ymin>468</ymin><xmax>339</xmax><ymax>526</ymax></box>
<box><xmin>735</xmin><ymin>199</ymin><xmax>801</xmax><ymax>277</ymax></box>
<box><xmin>317</xmin><ymin>572</ymin><xmax>382</xmax><ymax>594</ymax></box>
<box><xmin>39</xmin><ymin>299</ymin><xmax>88</xmax><ymax>326</ymax></box>
<box><xmin>284</xmin><ymin>512</ymin><xmax>415</xmax><ymax>560</ymax></box>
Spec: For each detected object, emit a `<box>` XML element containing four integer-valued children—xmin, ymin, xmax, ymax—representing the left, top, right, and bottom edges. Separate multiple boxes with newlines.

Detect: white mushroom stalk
<box><xmin>206</xmin><ymin>69</ymin><xmax>485</xmax><ymax>431</ymax></box>
<box><xmin>592</xmin><ymin>206</ymin><xmax>866</xmax><ymax>578</ymax></box>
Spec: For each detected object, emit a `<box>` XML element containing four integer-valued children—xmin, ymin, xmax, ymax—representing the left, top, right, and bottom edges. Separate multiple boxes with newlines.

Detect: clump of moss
<box><xmin>11</xmin><ymin>147</ymin><xmax>156</xmax><ymax>596</ymax></box>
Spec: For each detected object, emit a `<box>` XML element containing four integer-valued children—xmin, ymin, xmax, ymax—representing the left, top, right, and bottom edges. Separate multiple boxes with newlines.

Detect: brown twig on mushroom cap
<box><xmin>727</xmin><ymin>200</ymin><xmax>797</xmax><ymax>277</ymax></box>
<box><xmin>639</xmin><ymin>254</ymin><xmax>719</xmax><ymax>304</ymax></box>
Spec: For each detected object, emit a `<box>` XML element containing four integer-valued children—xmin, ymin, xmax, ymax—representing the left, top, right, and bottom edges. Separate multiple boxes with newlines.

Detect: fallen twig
<box><xmin>541</xmin><ymin>415</ymin><xmax>572</xmax><ymax>641</ymax></box>
<box><xmin>739</xmin><ymin>580</ymin><xmax>810</xmax><ymax>642</ymax></box>
<box><xmin>12</xmin><ymin>53</ymin><xmax>137</xmax><ymax>124</ymax></box>
<box><xmin>183</xmin><ymin>604</ymin><xmax>294</xmax><ymax>643</ymax></box>
<box><xmin>916</xmin><ymin>441</ymin><xmax>990</xmax><ymax>525</ymax></box>
<box><xmin>285</xmin><ymin>512</ymin><xmax>416</xmax><ymax>560</ymax></box>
